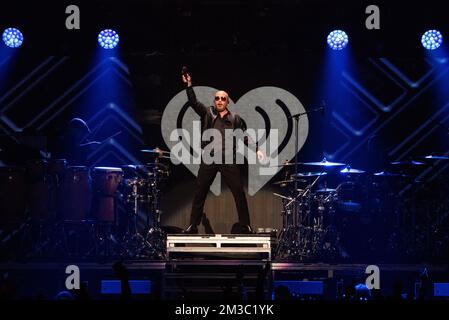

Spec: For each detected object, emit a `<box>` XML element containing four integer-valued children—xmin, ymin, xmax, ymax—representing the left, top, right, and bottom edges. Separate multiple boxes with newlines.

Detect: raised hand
<box><xmin>182</xmin><ymin>73</ymin><xmax>192</xmax><ymax>87</ymax></box>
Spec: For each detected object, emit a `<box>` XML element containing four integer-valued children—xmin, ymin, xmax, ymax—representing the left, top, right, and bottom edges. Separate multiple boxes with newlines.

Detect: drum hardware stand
<box><xmin>274</xmin><ymin>193</ymin><xmax>300</xmax><ymax>259</ymax></box>
<box><xmin>275</xmin><ymin>173</ymin><xmax>323</xmax><ymax>260</ymax></box>
<box><xmin>143</xmin><ymin>165</ymin><xmax>166</xmax><ymax>259</ymax></box>
<box><xmin>120</xmin><ymin>166</ymin><xmax>166</xmax><ymax>260</ymax></box>
<box><xmin>85</xmin><ymin>191</ymin><xmax>124</xmax><ymax>260</ymax></box>
<box><xmin>63</xmin><ymin>220</ymin><xmax>99</xmax><ymax>258</ymax></box>
<box><xmin>24</xmin><ymin>218</ymin><xmax>71</xmax><ymax>259</ymax></box>
<box><xmin>25</xmin><ymin>219</ymin><xmax>53</xmax><ymax>258</ymax></box>
<box><xmin>2</xmin><ymin>220</ymin><xmax>30</xmax><ymax>260</ymax></box>
<box><xmin>83</xmin><ymin>217</ymin><xmax>123</xmax><ymax>261</ymax></box>
<box><xmin>275</xmin><ymin>169</ymin><xmax>343</xmax><ymax>261</ymax></box>
<box><xmin>90</xmin><ymin>222</ymin><xmax>122</xmax><ymax>259</ymax></box>
<box><xmin>24</xmin><ymin>168</ymin><xmax>73</xmax><ymax>259</ymax></box>
<box><xmin>121</xmin><ymin>181</ymin><xmax>155</xmax><ymax>259</ymax></box>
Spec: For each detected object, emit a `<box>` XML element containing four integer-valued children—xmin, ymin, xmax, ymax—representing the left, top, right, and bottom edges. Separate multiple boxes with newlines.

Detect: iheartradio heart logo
<box><xmin>161</xmin><ymin>86</ymin><xmax>309</xmax><ymax>195</ymax></box>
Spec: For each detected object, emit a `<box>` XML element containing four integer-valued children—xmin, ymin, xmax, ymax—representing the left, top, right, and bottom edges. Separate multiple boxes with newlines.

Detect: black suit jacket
<box><xmin>186</xmin><ymin>86</ymin><xmax>257</xmax><ymax>152</ymax></box>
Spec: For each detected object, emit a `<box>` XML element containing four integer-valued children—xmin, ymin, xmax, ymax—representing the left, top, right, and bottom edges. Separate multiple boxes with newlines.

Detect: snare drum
<box><xmin>91</xmin><ymin>167</ymin><xmax>123</xmax><ymax>223</ymax></box>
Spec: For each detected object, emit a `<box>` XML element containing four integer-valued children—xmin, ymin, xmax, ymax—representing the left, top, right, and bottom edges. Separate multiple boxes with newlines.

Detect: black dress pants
<box><xmin>189</xmin><ymin>163</ymin><xmax>250</xmax><ymax>226</ymax></box>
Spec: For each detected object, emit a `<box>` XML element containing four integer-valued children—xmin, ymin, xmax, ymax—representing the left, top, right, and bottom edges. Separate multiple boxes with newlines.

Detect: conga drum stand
<box><xmin>89</xmin><ymin>167</ymin><xmax>124</xmax><ymax>259</ymax></box>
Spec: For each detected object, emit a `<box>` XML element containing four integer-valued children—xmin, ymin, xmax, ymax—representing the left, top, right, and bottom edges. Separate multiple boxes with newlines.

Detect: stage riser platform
<box><xmin>166</xmin><ymin>234</ymin><xmax>273</xmax><ymax>260</ymax></box>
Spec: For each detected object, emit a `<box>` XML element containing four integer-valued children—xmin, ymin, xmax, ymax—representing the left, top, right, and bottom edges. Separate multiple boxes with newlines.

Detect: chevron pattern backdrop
<box><xmin>0</xmin><ymin>55</ymin><xmax>144</xmax><ymax>168</ymax></box>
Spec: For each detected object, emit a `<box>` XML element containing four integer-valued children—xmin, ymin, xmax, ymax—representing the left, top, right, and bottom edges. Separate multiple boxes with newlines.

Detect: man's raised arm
<box><xmin>182</xmin><ymin>72</ymin><xmax>207</xmax><ymax>117</ymax></box>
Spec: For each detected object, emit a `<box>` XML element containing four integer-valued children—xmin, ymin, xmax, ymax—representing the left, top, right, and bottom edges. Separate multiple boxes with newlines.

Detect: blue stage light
<box><xmin>327</xmin><ymin>30</ymin><xmax>349</xmax><ymax>50</ymax></box>
<box><xmin>2</xmin><ymin>28</ymin><xmax>24</xmax><ymax>48</ymax></box>
<box><xmin>421</xmin><ymin>30</ymin><xmax>443</xmax><ymax>50</ymax></box>
<box><xmin>98</xmin><ymin>29</ymin><xmax>119</xmax><ymax>49</ymax></box>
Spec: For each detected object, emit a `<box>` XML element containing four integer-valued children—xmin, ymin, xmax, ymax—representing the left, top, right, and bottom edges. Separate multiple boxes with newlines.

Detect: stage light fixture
<box><xmin>421</xmin><ymin>30</ymin><xmax>443</xmax><ymax>50</ymax></box>
<box><xmin>98</xmin><ymin>29</ymin><xmax>119</xmax><ymax>49</ymax></box>
<box><xmin>2</xmin><ymin>27</ymin><xmax>24</xmax><ymax>48</ymax></box>
<box><xmin>327</xmin><ymin>30</ymin><xmax>348</xmax><ymax>50</ymax></box>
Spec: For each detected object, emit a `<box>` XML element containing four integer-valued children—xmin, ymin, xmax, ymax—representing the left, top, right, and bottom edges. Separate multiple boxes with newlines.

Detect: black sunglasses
<box><xmin>214</xmin><ymin>96</ymin><xmax>227</xmax><ymax>101</ymax></box>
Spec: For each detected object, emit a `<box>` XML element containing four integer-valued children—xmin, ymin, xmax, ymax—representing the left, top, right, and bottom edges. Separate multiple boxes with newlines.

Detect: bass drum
<box><xmin>335</xmin><ymin>182</ymin><xmax>376</xmax><ymax>261</ymax></box>
<box><xmin>336</xmin><ymin>181</ymin><xmax>366</xmax><ymax>213</ymax></box>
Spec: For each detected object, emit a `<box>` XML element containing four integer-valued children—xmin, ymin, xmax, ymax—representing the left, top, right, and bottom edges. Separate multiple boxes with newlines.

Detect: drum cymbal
<box><xmin>141</xmin><ymin>148</ymin><xmax>170</xmax><ymax>154</ymax></box>
<box><xmin>374</xmin><ymin>171</ymin><xmax>400</xmax><ymax>177</ymax></box>
<box><xmin>374</xmin><ymin>171</ymin><xmax>414</xmax><ymax>178</ymax></box>
<box><xmin>340</xmin><ymin>167</ymin><xmax>366</xmax><ymax>174</ymax></box>
<box><xmin>390</xmin><ymin>160</ymin><xmax>426</xmax><ymax>166</ymax></box>
<box><xmin>316</xmin><ymin>188</ymin><xmax>337</xmax><ymax>193</ymax></box>
<box><xmin>272</xmin><ymin>178</ymin><xmax>307</xmax><ymax>186</ymax></box>
<box><xmin>270</xmin><ymin>162</ymin><xmax>304</xmax><ymax>167</ymax></box>
<box><xmin>419</xmin><ymin>155</ymin><xmax>449</xmax><ymax>160</ymax></box>
<box><xmin>293</xmin><ymin>172</ymin><xmax>328</xmax><ymax>178</ymax></box>
<box><xmin>92</xmin><ymin>166</ymin><xmax>123</xmax><ymax>171</ymax></box>
<box><xmin>122</xmin><ymin>164</ymin><xmax>154</xmax><ymax>176</ymax></box>
<box><xmin>272</xmin><ymin>179</ymin><xmax>296</xmax><ymax>185</ymax></box>
<box><xmin>303</xmin><ymin>159</ymin><xmax>346</xmax><ymax>167</ymax></box>
<box><xmin>122</xmin><ymin>164</ymin><xmax>143</xmax><ymax>170</ymax></box>
<box><xmin>146</xmin><ymin>162</ymin><xmax>169</xmax><ymax>168</ymax></box>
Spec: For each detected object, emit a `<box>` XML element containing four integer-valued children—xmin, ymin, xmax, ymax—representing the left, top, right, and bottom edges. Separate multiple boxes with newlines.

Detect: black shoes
<box><xmin>181</xmin><ymin>224</ymin><xmax>198</xmax><ymax>234</ymax></box>
<box><xmin>231</xmin><ymin>223</ymin><xmax>255</xmax><ymax>234</ymax></box>
<box><xmin>240</xmin><ymin>225</ymin><xmax>255</xmax><ymax>234</ymax></box>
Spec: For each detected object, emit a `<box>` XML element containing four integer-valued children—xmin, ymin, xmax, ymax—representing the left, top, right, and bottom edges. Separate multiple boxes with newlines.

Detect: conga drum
<box><xmin>47</xmin><ymin>159</ymin><xmax>67</xmax><ymax>218</ymax></box>
<box><xmin>47</xmin><ymin>159</ymin><xmax>67</xmax><ymax>186</ymax></box>
<box><xmin>90</xmin><ymin>167</ymin><xmax>123</xmax><ymax>223</ymax></box>
<box><xmin>60</xmin><ymin>166</ymin><xmax>91</xmax><ymax>222</ymax></box>
<box><xmin>26</xmin><ymin>159</ymin><xmax>51</xmax><ymax>221</ymax></box>
<box><xmin>26</xmin><ymin>159</ymin><xmax>48</xmax><ymax>181</ymax></box>
<box><xmin>0</xmin><ymin>166</ymin><xmax>27</xmax><ymax>225</ymax></box>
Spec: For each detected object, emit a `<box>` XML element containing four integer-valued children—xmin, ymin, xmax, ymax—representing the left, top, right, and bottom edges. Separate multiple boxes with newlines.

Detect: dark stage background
<box><xmin>1</xmin><ymin>0</ymin><xmax>448</xmax><ymax>238</ymax></box>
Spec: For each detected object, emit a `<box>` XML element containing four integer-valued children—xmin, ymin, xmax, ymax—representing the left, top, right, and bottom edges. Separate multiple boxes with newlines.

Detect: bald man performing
<box><xmin>181</xmin><ymin>72</ymin><xmax>264</xmax><ymax>234</ymax></box>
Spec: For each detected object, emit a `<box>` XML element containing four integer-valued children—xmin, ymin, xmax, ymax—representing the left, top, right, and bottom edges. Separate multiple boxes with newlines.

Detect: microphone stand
<box><xmin>288</xmin><ymin>104</ymin><xmax>325</xmax><ymax>227</ymax></box>
<box><xmin>275</xmin><ymin>103</ymin><xmax>325</xmax><ymax>260</ymax></box>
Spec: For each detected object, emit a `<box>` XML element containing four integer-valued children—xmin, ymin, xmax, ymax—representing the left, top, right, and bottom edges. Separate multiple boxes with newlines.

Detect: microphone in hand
<box><xmin>182</xmin><ymin>66</ymin><xmax>188</xmax><ymax>76</ymax></box>
<box><xmin>182</xmin><ymin>66</ymin><xmax>191</xmax><ymax>86</ymax></box>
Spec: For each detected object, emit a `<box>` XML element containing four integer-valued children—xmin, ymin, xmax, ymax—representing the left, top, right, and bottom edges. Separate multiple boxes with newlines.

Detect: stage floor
<box><xmin>1</xmin><ymin>260</ymin><xmax>447</xmax><ymax>300</ymax></box>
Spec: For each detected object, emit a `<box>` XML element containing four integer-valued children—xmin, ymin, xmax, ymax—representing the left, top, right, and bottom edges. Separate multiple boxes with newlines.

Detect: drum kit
<box><xmin>272</xmin><ymin>154</ymin><xmax>449</xmax><ymax>262</ymax></box>
<box><xmin>119</xmin><ymin>149</ymin><xmax>170</xmax><ymax>259</ymax></box>
<box><xmin>0</xmin><ymin>147</ymin><xmax>171</xmax><ymax>260</ymax></box>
